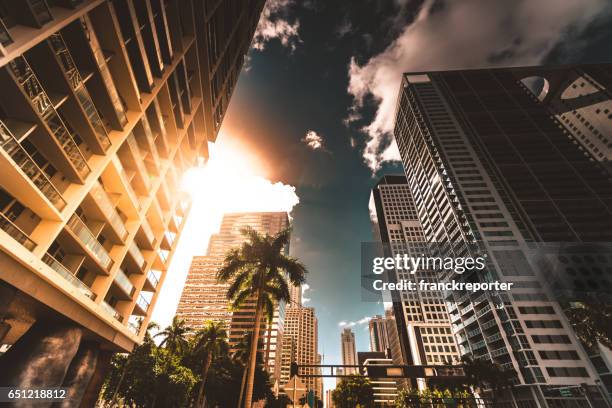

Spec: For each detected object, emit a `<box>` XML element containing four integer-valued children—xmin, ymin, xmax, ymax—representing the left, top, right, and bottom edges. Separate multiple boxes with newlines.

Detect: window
<box><xmin>538</xmin><ymin>350</ymin><xmax>579</xmax><ymax>360</ymax></box>
<box><xmin>531</xmin><ymin>335</ymin><xmax>570</xmax><ymax>344</ymax></box>
<box><xmin>546</xmin><ymin>367</ymin><xmax>588</xmax><ymax>377</ymax></box>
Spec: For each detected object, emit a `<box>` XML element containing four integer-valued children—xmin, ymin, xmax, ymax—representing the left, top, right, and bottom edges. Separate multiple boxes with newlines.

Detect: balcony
<box><xmin>0</xmin><ymin>212</ymin><xmax>37</xmax><ymax>251</ymax></box>
<box><xmin>135</xmin><ymin>293</ymin><xmax>150</xmax><ymax>315</ymax></box>
<box><xmin>115</xmin><ymin>159</ymin><xmax>140</xmax><ymax>209</ymax></box>
<box><xmin>101</xmin><ymin>301</ymin><xmax>123</xmax><ymax>322</ymax></box>
<box><xmin>490</xmin><ymin>347</ymin><xmax>509</xmax><ymax>358</ymax></box>
<box><xmin>89</xmin><ymin>180</ymin><xmax>128</xmax><ymax>241</ymax></box>
<box><xmin>144</xmin><ymin>269</ymin><xmax>160</xmax><ymax>291</ymax></box>
<box><xmin>66</xmin><ymin>214</ymin><xmax>114</xmax><ymax>272</ymax></box>
<box><xmin>158</xmin><ymin>248</ymin><xmax>169</xmax><ymax>264</ymax></box>
<box><xmin>126</xmin><ymin>134</ymin><xmax>151</xmax><ymax>190</ymax></box>
<box><xmin>128</xmin><ymin>241</ymin><xmax>146</xmax><ymax>272</ymax></box>
<box><xmin>43</xmin><ymin>253</ymin><xmax>95</xmax><ymax>300</ymax></box>
<box><xmin>49</xmin><ymin>33</ymin><xmax>81</xmax><ymax>90</ymax></box>
<box><xmin>0</xmin><ymin>121</ymin><xmax>67</xmax><ymax>211</ymax></box>
<box><xmin>8</xmin><ymin>57</ymin><xmax>90</xmax><ymax>179</ymax></box>
<box><xmin>114</xmin><ymin>268</ymin><xmax>135</xmax><ymax>298</ymax></box>
<box><xmin>140</xmin><ymin>218</ymin><xmax>156</xmax><ymax>247</ymax></box>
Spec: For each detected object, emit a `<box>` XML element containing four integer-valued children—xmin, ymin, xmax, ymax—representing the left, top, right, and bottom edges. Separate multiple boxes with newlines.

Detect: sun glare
<box><xmin>152</xmin><ymin>137</ymin><xmax>299</xmax><ymax>327</ymax></box>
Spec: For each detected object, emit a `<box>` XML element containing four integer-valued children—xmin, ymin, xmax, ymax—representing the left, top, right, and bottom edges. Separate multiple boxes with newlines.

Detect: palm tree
<box><xmin>232</xmin><ymin>333</ymin><xmax>255</xmax><ymax>408</ymax></box>
<box><xmin>155</xmin><ymin>316</ymin><xmax>190</xmax><ymax>358</ymax></box>
<box><xmin>193</xmin><ymin>321</ymin><xmax>228</xmax><ymax>408</ymax></box>
<box><xmin>217</xmin><ymin>226</ymin><xmax>307</xmax><ymax>408</ymax></box>
<box><xmin>107</xmin><ymin>320</ymin><xmax>158</xmax><ymax>407</ymax></box>
<box><xmin>152</xmin><ymin>317</ymin><xmax>190</xmax><ymax>408</ymax></box>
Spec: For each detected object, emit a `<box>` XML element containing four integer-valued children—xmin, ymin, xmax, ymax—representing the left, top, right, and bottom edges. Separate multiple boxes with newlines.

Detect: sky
<box><xmin>152</xmin><ymin>0</ymin><xmax>612</xmax><ymax>398</ymax></box>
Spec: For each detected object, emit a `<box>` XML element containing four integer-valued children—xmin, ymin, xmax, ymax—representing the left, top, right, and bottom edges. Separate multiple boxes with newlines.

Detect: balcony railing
<box><xmin>147</xmin><ymin>269</ymin><xmax>160</xmax><ymax>289</ymax></box>
<box><xmin>0</xmin><ymin>212</ymin><xmax>36</xmax><ymax>250</ymax></box>
<box><xmin>158</xmin><ymin>248</ymin><xmax>168</xmax><ymax>264</ymax></box>
<box><xmin>82</xmin><ymin>16</ymin><xmax>127</xmax><ymax>126</ymax></box>
<box><xmin>66</xmin><ymin>214</ymin><xmax>114</xmax><ymax>271</ymax></box>
<box><xmin>9</xmin><ymin>57</ymin><xmax>90</xmax><ymax>178</ymax></box>
<box><xmin>43</xmin><ymin>253</ymin><xmax>95</xmax><ymax>300</ymax></box>
<box><xmin>49</xmin><ymin>33</ymin><xmax>81</xmax><ymax>90</ymax></box>
<box><xmin>0</xmin><ymin>120</ymin><xmax>66</xmax><ymax>210</ymax></box>
<box><xmin>46</xmin><ymin>112</ymin><xmax>90</xmax><ymax>177</ymax></box>
<box><xmin>136</xmin><ymin>294</ymin><xmax>150</xmax><ymax>313</ymax></box>
<box><xmin>115</xmin><ymin>268</ymin><xmax>135</xmax><ymax>297</ymax></box>
<box><xmin>101</xmin><ymin>301</ymin><xmax>123</xmax><ymax>322</ymax></box>
<box><xmin>128</xmin><ymin>241</ymin><xmax>146</xmax><ymax>271</ymax></box>
<box><xmin>90</xmin><ymin>180</ymin><xmax>128</xmax><ymax>241</ymax></box>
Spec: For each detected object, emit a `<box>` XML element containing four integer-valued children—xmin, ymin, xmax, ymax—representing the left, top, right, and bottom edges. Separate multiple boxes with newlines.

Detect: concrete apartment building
<box><xmin>176</xmin><ymin>211</ymin><xmax>290</xmax><ymax>382</ymax></box>
<box><xmin>0</xmin><ymin>0</ymin><xmax>264</xmax><ymax>403</ymax></box>
<box><xmin>341</xmin><ymin>327</ymin><xmax>358</xmax><ymax>375</ymax></box>
<box><xmin>371</xmin><ymin>175</ymin><xmax>460</xmax><ymax>371</ymax></box>
<box><xmin>279</xmin><ymin>306</ymin><xmax>320</xmax><ymax>400</ymax></box>
<box><xmin>393</xmin><ymin>65</ymin><xmax>612</xmax><ymax>406</ymax></box>
<box><xmin>368</xmin><ymin>314</ymin><xmax>390</xmax><ymax>353</ymax></box>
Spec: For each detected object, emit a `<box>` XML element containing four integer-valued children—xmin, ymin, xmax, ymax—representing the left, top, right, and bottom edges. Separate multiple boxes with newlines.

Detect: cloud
<box><xmin>302</xmin><ymin>130</ymin><xmax>327</xmax><ymax>151</ymax></box>
<box><xmin>338</xmin><ymin>316</ymin><xmax>372</xmax><ymax>327</ymax></box>
<box><xmin>302</xmin><ymin>283</ymin><xmax>311</xmax><ymax>304</ymax></box>
<box><xmin>346</xmin><ymin>0</ymin><xmax>610</xmax><ymax>172</ymax></box>
<box><xmin>253</xmin><ymin>0</ymin><xmax>301</xmax><ymax>51</ymax></box>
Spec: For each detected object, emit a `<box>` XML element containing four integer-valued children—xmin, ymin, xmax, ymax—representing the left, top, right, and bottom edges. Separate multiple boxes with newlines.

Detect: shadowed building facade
<box><xmin>0</xmin><ymin>0</ymin><xmax>265</xmax><ymax>404</ymax></box>
<box><xmin>370</xmin><ymin>175</ymin><xmax>460</xmax><ymax>378</ymax></box>
<box><xmin>393</xmin><ymin>65</ymin><xmax>612</xmax><ymax>406</ymax></box>
<box><xmin>176</xmin><ymin>211</ymin><xmax>290</xmax><ymax>383</ymax></box>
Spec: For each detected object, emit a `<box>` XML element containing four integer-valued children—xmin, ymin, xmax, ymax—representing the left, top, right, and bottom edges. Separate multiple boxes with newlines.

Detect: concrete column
<box><xmin>78</xmin><ymin>349</ymin><xmax>113</xmax><ymax>408</ymax></box>
<box><xmin>53</xmin><ymin>341</ymin><xmax>99</xmax><ymax>408</ymax></box>
<box><xmin>0</xmin><ymin>322</ymin><xmax>83</xmax><ymax>398</ymax></box>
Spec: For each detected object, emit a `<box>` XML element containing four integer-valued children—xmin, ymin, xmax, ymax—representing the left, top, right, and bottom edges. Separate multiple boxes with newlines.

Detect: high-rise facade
<box><xmin>371</xmin><ymin>175</ymin><xmax>460</xmax><ymax>370</ymax></box>
<box><xmin>393</xmin><ymin>65</ymin><xmax>612</xmax><ymax>406</ymax></box>
<box><xmin>0</xmin><ymin>0</ymin><xmax>264</xmax><ymax>402</ymax></box>
<box><xmin>176</xmin><ymin>211</ymin><xmax>290</xmax><ymax>381</ymax></box>
<box><xmin>340</xmin><ymin>327</ymin><xmax>358</xmax><ymax>374</ymax></box>
<box><xmin>368</xmin><ymin>314</ymin><xmax>390</xmax><ymax>353</ymax></box>
<box><xmin>279</xmin><ymin>306</ymin><xmax>320</xmax><ymax>400</ymax></box>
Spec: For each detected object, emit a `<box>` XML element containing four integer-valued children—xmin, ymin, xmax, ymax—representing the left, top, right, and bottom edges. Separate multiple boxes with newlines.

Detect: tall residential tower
<box><xmin>341</xmin><ymin>327</ymin><xmax>358</xmax><ymax>374</ymax></box>
<box><xmin>393</xmin><ymin>65</ymin><xmax>612</xmax><ymax>406</ymax></box>
<box><xmin>0</xmin><ymin>0</ymin><xmax>265</xmax><ymax>403</ymax></box>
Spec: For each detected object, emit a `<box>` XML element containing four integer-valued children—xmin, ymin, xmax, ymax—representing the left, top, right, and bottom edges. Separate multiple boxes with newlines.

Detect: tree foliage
<box><xmin>100</xmin><ymin>319</ymin><xmax>275</xmax><ymax>407</ymax></box>
<box><xmin>332</xmin><ymin>375</ymin><xmax>375</xmax><ymax>408</ymax></box>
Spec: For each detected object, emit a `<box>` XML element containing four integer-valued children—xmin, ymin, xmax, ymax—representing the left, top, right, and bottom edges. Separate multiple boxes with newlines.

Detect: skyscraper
<box><xmin>0</xmin><ymin>1</ymin><xmax>265</xmax><ymax>400</ymax></box>
<box><xmin>279</xmin><ymin>306</ymin><xmax>320</xmax><ymax>400</ymax></box>
<box><xmin>370</xmin><ymin>175</ymin><xmax>459</xmax><ymax>370</ymax></box>
<box><xmin>393</xmin><ymin>65</ymin><xmax>612</xmax><ymax>406</ymax></box>
<box><xmin>176</xmin><ymin>211</ymin><xmax>290</xmax><ymax>381</ymax></box>
<box><xmin>340</xmin><ymin>327</ymin><xmax>358</xmax><ymax>374</ymax></box>
<box><xmin>368</xmin><ymin>314</ymin><xmax>390</xmax><ymax>353</ymax></box>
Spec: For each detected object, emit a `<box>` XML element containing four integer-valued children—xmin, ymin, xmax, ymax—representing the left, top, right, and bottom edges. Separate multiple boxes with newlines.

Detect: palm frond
<box><xmin>226</xmin><ymin>269</ymin><xmax>253</xmax><ymax>300</ymax></box>
<box><xmin>277</xmin><ymin>255</ymin><xmax>307</xmax><ymax>286</ymax></box>
<box><xmin>217</xmin><ymin>248</ymin><xmax>248</xmax><ymax>282</ymax></box>
<box><xmin>262</xmin><ymin>294</ymin><xmax>275</xmax><ymax>323</ymax></box>
<box><xmin>272</xmin><ymin>227</ymin><xmax>291</xmax><ymax>253</ymax></box>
